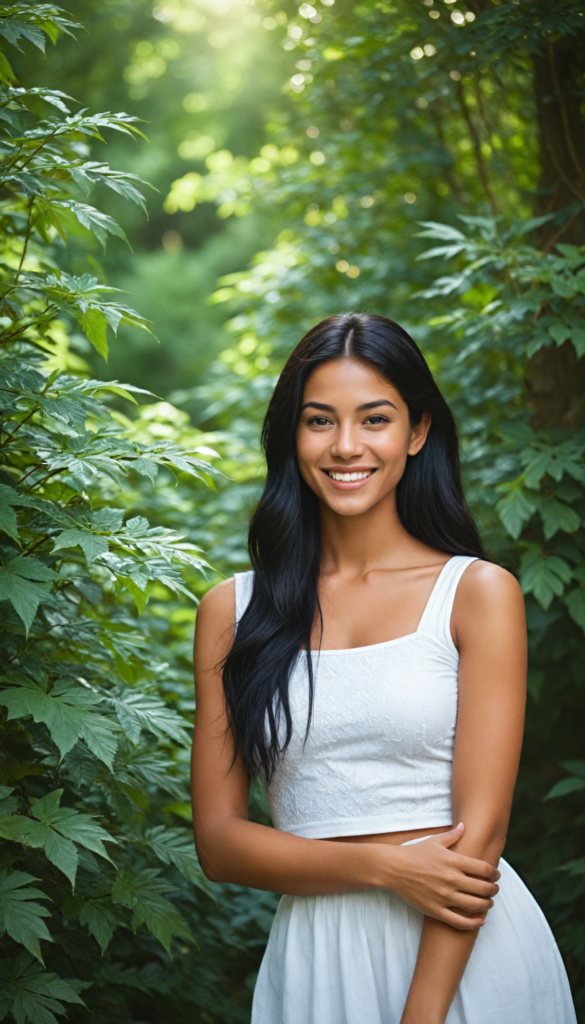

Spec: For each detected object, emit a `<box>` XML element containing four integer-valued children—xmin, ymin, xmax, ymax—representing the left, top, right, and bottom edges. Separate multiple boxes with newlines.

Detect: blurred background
<box><xmin>2</xmin><ymin>1</ymin><xmax>584</xmax><ymax>1022</ymax></box>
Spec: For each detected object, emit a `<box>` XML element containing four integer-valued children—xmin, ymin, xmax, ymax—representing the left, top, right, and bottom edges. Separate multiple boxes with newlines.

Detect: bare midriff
<box><xmin>325</xmin><ymin>824</ymin><xmax>452</xmax><ymax>846</ymax></box>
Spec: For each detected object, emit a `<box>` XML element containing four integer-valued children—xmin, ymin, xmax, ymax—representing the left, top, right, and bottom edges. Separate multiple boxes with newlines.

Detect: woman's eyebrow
<box><xmin>301</xmin><ymin>399</ymin><xmax>397</xmax><ymax>412</ymax></box>
<box><xmin>301</xmin><ymin>401</ymin><xmax>335</xmax><ymax>411</ymax></box>
<box><xmin>357</xmin><ymin>399</ymin><xmax>397</xmax><ymax>411</ymax></box>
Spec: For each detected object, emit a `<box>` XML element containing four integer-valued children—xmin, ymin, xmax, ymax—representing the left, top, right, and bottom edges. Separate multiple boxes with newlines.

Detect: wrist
<box><xmin>356</xmin><ymin>840</ymin><xmax>402</xmax><ymax>891</ymax></box>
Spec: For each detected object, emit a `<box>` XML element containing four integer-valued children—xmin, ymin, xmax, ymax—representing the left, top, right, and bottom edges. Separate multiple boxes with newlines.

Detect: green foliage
<box><xmin>12</xmin><ymin>0</ymin><xmax>292</xmax><ymax>404</ymax></box>
<box><xmin>0</xmin><ymin>951</ymin><xmax>87</xmax><ymax>1024</ymax></box>
<box><xmin>0</xmin><ymin>7</ymin><xmax>277</xmax><ymax>1023</ymax></box>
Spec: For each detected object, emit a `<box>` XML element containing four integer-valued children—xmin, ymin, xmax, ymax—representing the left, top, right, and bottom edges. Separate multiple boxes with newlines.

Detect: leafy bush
<box><xmin>0</xmin><ymin>7</ymin><xmax>276</xmax><ymax>1023</ymax></box>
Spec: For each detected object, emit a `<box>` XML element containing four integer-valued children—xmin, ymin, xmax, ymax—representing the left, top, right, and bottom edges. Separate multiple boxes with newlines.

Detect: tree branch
<box><xmin>456</xmin><ymin>81</ymin><xmax>497</xmax><ymax>216</ymax></box>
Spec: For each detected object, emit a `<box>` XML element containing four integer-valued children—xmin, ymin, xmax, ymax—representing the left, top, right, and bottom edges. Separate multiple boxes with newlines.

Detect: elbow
<box><xmin>195</xmin><ymin>841</ymin><xmax>224</xmax><ymax>883</ymax></box>
<box><xmin>194</xmin><ymin>827</ymin><xmax>232</xmax><ymax>884</ymax></box>
<box><xmin>200</xmin><ymin>860</ymin><xmax>223</xmax><ymax>884</ymax></box>
<box><xmin>486</xmin><ymin>828</ymin><xmax>508</xmax><ymax>863</ymax></box>
<box><xmin>474</xmin><ymin>825</ymin><xmax>509</xmax><ymax>866</ymax></box>
<box><xmin>457</xmin><ymin>818</ymin><xmax>510</xmax><ymax>865</ymax></box>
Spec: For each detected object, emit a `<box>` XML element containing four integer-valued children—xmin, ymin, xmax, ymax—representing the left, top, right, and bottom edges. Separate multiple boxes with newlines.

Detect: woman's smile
<box><xmin>322</xmin><ymin>467</ymin><xmax>377</xmax><ymax>489</ymax></box>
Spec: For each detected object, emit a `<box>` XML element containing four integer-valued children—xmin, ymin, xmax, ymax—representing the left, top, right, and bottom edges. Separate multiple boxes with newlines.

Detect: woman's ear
<box><xmin>408</xmin><ymin>412</ymin><xmax>432</xmax><ymax>456</ymax></box>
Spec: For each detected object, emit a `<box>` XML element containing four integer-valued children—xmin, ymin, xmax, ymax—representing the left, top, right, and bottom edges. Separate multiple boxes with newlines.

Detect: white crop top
<box><xmin>234</xmin><ymin>555</ymin><xmax>478</xmax><ymax>839</ymax></box>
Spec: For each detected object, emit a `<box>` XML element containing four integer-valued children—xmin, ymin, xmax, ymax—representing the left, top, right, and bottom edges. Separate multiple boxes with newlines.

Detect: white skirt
<box><xmin>251</xmin><ymin>854</ymin><xmax>576</xmax><ymax>1024</ymax></box>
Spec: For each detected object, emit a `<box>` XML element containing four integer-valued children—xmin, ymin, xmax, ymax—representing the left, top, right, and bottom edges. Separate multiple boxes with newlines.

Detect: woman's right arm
<box><xmin>190</xmin><ymin>580</ymin><xmax>499</xmax><ymax>929</ymax></box>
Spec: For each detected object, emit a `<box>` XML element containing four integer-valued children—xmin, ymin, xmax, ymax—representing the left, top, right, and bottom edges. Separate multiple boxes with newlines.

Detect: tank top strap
<box><xmin>417</xmin><ymin>555</ymin><xmax>479</xmax><ymax>653</ymax></box>
<box><xmin>234</xmin><ymin>569</ymin><xmax>255</xmax><ymax>630</ymax></box>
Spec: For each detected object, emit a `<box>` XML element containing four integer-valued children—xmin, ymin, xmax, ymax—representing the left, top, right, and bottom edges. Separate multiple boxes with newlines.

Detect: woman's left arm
<box><xmin>400</xmin><ymin>561</ymin><xmax>527</xmax><ymax>1024</ymax></box>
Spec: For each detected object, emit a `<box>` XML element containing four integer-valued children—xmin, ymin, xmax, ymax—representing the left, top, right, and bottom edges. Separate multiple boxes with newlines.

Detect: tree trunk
<box><xmin>526</xmin><ymin>33</ymin><xmax>585</xmax><ymax>431</ymax></box>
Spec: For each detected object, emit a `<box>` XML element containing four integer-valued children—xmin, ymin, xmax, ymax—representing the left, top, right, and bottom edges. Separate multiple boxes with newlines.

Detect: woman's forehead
<box><xmin>303</xmin><ymin>358</ymin><xmax>403</xmax><ymax>404</ymax></box>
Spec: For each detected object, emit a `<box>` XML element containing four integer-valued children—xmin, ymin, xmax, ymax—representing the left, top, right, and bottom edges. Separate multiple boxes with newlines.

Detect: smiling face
<box><xmin>295</xmin><ymin>358</ymin><xmax>431</xmax><ymax>517</ymax></box>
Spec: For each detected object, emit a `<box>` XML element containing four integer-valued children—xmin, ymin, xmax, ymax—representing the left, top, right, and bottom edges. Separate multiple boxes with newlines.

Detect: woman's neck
<box><xmin>319</xmin><ymin>490</ymin><xmax>425</xmax><ymax>576</ymax></box>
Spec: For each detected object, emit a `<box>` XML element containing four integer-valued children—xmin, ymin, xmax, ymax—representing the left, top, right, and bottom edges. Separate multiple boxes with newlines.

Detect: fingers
<box><xmin>456</xmin><ymin>854</ymin><xmax>500</xmax><ymax>881</ymax></box>
<box><xmin>437</xmin><ymin>908</ymin><xmax>487</xmax><ymax>931</ymax></box>
<box><xmin>436</xmin><ymin>822</ymin><xmax>465</xmax><ymax>847</ymax></box>
<box><xmin>450</xmin><ymin>891</ymin><xmax>494</xmax><ymax>916</ymax></box>
<box><xmin>458</xmin><ymin>875</ymin><xmax>500</xmax><ymax>899</ymax></box>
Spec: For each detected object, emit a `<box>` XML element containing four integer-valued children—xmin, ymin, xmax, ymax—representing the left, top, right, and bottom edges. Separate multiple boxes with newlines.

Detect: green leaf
<box><xmin>0</xmin><ymin>555</ymin><xmax>58</xmax><ymax>584</ymax></box>
<box><xmin>0</xmin><ymin>675</ymin><xmax>118</xmax><ymax>767</ymax></box>
<box><xmin>519</xmin><ymin>551</ymin><xmax>572</xmax><ymax>609</ymax></box>
<box><xmin>545</xmin><ymin>777</ymin><xmax>585</xmax><ymax>800</ymax></box>
<box><xmin>538</xmin><ymin>497</ymin><xmax>581</xmax><ymax>540</ymax></box>
<box><xmin>526</xmin><ymin>668</ymin><xmax>544</xmax><ymax>701</ymax></box>
<box><xmin>0</xmin><ymin>485</ymin><xmax>20</xmax><ymax>540</ymax></box>
<box><xmin>112</xmin><ymin>691</ymin><xmax>190</xmax><ymax>746</ymax></box>
<box><xmin>55</xmin><ymin>200</ymin><xmax>128</xmax><ymax>249</ymax></box>
<box><xmin>560</xmin><ymin>761</ymin><xmax>585</xmax><ymax>779</ymax></box>
<box><xmin>548</xmin><ymin>322</ymin><xmax>571</xmax><ymax>346</ymax></box>
<box><xmin>0</xmin><ymin>790</ymin><xmax>115</xmax><ymax>887</ymax></box>
<box><xmin>0</xmin><ymin>554</ymin><xmax>58</xmax><ymax>632</ymax></box>
<box><xmin>79</xmin><ymin>308</ymin><xmax>109</xmax><ymax>360</ymax></box>
<box><xmin>525</xmin><ymin>331</ymin><xmax>551</xmax><ymax>358</ymax></box>
<box><xmin>560</xmin><ymin>857</ymin><xmax>585</xmax><ymax>877</ymax></box>
<box><xmin>120</xmin><ymin>576</ymin><xmax>150</xmax><ymax>614</ymax></box>
<box><xmin>79</xmin><ymin>900</ymin><xmax>117</xmax><ymax>954</ymax></box>
<box><xmin>0</xmin><ymin>572</ymin><xmax>48</xmax><ymax>635</ymax></box>
<box><xmin>565</xmin><ymin>587</ymin><xmax>585</xmax><ymax>630</ymax></box>
<box><xmin>0</xmin><ymin>952</ymin><xmax>86</xmax><ymax>1024</ymax></box>
<box><xmin>77</xmin><ymin>709</ymin><xmax>119</xmax><ymax>769</ymax></box>
<box><xmin>550</xmin><ymin>275</ymin><xmax>576</xmax><ymax>299</ymax></box>
<box><xmin>52</xmin><ymin>529</ymin><xmax>109</xmax><ymax>565</ymax></box>
<box><xmin>571</xmin><ymin>327</ymin><xmax>585</xmax><ymax>358</ymax></box>
<box><xmin>0</xmin><ymin>48</ymin><xmax>15</xmax><ymax>84</ymax></box>
<box><xmin>111</xmin><ymin>868</ymin><xmax>194</xmax><ymax>955</ymax></box>
<box><xmin>61</xmin><ymin>895</ymin><xmax>118</xmax><ymax>954</ymax></box>
<box><xmin>415</xmin><ymin>221</ymin><xmax>466</xmax><ymax>242</ymax></box>
<box><xmin>495</xmin><ymin>487</ymin><xmax>536</xmax><ymax>539</ymax></box>
<box><xmin>0</xmin><ymin>871</ymin><xmax>52</xmax><ymax>963</ymax></box>
<box><xmin>141</xmin><ymin>826</ymin><xmax>211</xmax><ymax>893</ymax></box>
<box><xmin>43</xmin><ymin>829</ymin><xmax>78</xmax><ymax>887</ymax></box>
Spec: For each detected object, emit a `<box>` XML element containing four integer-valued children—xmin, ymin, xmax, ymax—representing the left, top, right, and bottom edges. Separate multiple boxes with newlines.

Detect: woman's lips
<box><xmin>321</xmin><ymin>468</ymin><xmax>376</xmax><ymax>490</ymax></box>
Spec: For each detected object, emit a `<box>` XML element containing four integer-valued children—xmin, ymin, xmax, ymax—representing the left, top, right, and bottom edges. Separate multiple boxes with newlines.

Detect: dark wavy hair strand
<box><xmin>222</xmin><ymin>313</ymin><xmax>487</xmax><ymax>783</ymax></box>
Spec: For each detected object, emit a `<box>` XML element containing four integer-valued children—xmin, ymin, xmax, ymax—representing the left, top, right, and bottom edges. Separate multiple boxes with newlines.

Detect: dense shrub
<box><xmin>0</xmin><ymin>8</ymin><xmax>275</xmax><ymax>1023</ymax></box>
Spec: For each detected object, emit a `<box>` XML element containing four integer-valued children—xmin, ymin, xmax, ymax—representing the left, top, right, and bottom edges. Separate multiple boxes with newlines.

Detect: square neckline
<box><xmin>311</xmin><ymin>555</ymin><xmax>456</xmax><ymax>656</ymax></box>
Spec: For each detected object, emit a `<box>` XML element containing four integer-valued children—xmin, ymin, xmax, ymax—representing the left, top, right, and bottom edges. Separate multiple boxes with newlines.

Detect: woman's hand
<box><xmin>378</xmin><ymin>823</ymin><xmax>500</xmax><ymax>930</ymax></box>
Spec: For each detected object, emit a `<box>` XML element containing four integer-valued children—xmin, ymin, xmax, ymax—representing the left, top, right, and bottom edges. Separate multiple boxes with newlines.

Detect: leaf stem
<box><xmin>14</xmin><ymin>197</ymin><xmax>34</xmax><ymax>284</ymax></box>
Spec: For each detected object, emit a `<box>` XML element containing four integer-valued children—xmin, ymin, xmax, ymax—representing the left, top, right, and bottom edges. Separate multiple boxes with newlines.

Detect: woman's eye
<box><xmin>309</xmin><ymin>416</ymin><xmax>331</xmax><ymax>426</ymax></box>
<box><xmin>365</xmin><ymin>415</ymin><xmax>388</xmax><ymax>425</ymax></box>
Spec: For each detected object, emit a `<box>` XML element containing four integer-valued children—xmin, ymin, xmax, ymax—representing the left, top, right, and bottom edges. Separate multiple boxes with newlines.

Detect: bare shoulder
<box><xmin>193</xmin><ymin>578</ymin><xmax>238</xmax><ymax>711</ymax></box>
<box><xmin>457</xmin><ymin>559</ymin><xmax>524</xmax><ymax>611</ymax></box>
<box><xmin>194</xmin><ymin>577</ymin><xmax>236</xmax><ymax>664</ymax></box>
<box><xmin>197</xmin><ymin>576</ymin><xmax>236</xmax><ymax>625</ymax></box>
<box><xmin>453</xmin><ymin>559</ymin><xmax>526</xmax><ymax>650</ymax></box>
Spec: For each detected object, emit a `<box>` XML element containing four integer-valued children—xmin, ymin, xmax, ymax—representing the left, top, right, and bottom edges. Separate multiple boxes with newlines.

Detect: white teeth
<box><xmin>327</xmin><ymin>471</ymin><xmax>371</xmax><ymax>482</ymax></box>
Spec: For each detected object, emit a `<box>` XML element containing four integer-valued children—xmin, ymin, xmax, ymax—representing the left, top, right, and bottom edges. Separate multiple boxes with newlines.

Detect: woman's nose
<box><xmin>331</xmin><ymin>422</ymin><xmax>364</xmax><ymax>459</ymax></box>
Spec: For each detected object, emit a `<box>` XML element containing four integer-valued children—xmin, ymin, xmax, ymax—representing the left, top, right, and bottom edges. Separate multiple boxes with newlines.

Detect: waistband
<box><xmin>401</xmin><ymin>833</ymin><xmax>441</xmax><ymax>846</ymax></box>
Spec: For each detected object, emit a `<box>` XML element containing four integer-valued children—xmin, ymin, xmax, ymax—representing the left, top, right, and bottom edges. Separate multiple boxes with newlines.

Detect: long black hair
<box><xmin>223</xmin><ymin>313</ymin><xmax>487</xmax><ymax>782</ymax></box>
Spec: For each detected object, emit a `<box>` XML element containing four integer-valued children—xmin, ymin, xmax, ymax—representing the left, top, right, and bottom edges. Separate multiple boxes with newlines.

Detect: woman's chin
<box><xmin>319</xmin><ymin>491</ymin><xmax>385</xmax><ymax>516</ymax></box>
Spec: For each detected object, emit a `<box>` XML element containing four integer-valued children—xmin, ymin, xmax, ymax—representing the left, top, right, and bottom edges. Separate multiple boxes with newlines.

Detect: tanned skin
<box><xmin>191</xmin><ymin>357</ymin><xmax>526</xmax><ymax>1024</ymax></box>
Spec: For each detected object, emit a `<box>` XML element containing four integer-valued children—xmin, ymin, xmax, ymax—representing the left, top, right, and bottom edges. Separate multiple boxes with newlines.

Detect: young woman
<box><xmin>191</xmin><ymin>314</ymin><xmax>576</xmax><ymax>1024</ymax></box>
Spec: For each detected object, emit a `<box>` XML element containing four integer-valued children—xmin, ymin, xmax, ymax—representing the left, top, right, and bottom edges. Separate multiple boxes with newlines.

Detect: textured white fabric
<box><xmin>236</xmin><ymin>561</ymin><xmax>577</xmax><ymax>1023</ymax></box>
<box><xmin>234</xmin><ymin>556</ymin><xmax>476</xmax><ymax>838</ymax></box>
<box><xmin>251</xmin><ymin>852</ymin><xmax>577</xmax><ymax>1024</ymax></box>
